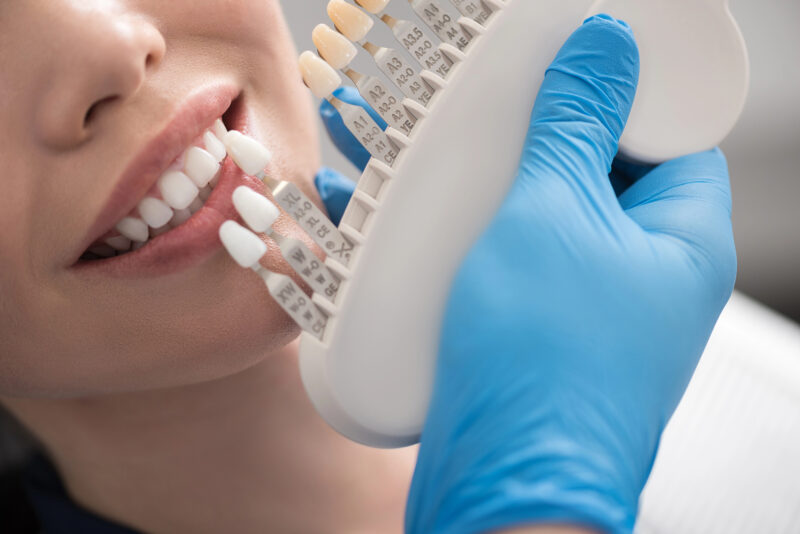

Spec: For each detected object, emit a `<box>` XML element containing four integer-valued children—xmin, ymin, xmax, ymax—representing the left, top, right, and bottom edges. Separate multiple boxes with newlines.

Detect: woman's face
<box><xmin>0</xmin><ymin>0</ymin><xmax>321</xmax><ymax>397</ymax></box>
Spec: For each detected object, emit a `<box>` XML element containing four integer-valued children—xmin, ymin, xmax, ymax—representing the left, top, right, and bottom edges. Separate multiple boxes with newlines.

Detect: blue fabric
<box><xmin>317</xmin><ymin>14</ymin><xmax>736</xmax><ymax>534</ymax></box>
<box><xmin>24</xmin><ymin>455</ymin><xmax>139</xmax><ymax>534</ymax></box>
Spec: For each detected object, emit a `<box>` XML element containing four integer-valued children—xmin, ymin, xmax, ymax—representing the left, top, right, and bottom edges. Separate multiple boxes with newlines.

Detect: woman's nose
<box><xmin>34</xmin><ymin>5</ymin><xmax>166</xmax><ymax>149</ymax></box>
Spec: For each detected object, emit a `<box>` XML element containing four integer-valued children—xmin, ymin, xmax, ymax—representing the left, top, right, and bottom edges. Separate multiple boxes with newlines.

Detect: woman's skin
<box><xmin>0</xmin><ymin>1</ymin><xmax>414</xmax><ymax>532</ymax></box>
<box><xmin>0</xmin><ymin>1</ymin><xmax>599</xmax><ymax>532</ymax></box>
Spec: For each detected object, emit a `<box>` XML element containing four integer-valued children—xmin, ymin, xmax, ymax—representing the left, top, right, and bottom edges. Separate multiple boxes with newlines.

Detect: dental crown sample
<box><xmin>232</xmin><ymin>186</ymin><xmax>281</xmax><ymax>233</ymax></box>
<box><xmin>327</xmin><ymin>0</ymin><xmax>374</xmax><ymax>42</ymax></box>
<box><xmin>354</xmin><ymin>0</ymin><xmax>391</xmax><ymax>14</ymax></box>
<box><xmin>275</xmin><ymin>0</ymin><xmax>758</xmax><ymax>451</ymax></box>
<box><xmin>219</xmin><ymin>221</ymin><xmax>267</xmax><ymax>269</ymax></box>
<box><xmin>222</xmin><ymin>131</ymin><xmax>272</xmax><ymax>177</ymax></box>
<box><xmin>299</xmin><ymin>51</ymin><xmax>342</xmax><ymax>99</ymax></box>
<box><xmin>312</xmin><ymin>24</ymin><xmax>358</xmax><ymax>70</ymax></box>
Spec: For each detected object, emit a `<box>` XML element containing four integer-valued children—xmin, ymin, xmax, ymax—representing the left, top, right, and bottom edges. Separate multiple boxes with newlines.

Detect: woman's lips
<box><xmin>73</xmin><ymin>159</ymin><xmax>265</xmax><ymax>278</ymax></box>
<box><xmin>71</xmin><ymin>83</ymin><xmax>263</xmax><ymax>278</ymax></box>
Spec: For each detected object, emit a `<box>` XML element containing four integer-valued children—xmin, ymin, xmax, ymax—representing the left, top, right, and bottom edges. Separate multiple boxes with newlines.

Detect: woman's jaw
<box><xmin>0</xmin><ymin>1</ymin><xmax>323</xmax><ymax>398</ymax></box>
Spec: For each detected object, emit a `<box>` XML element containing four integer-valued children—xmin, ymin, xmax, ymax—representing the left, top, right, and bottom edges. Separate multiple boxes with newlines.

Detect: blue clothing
<box><xmin>24</xmin><ymin>455</ymin><xmax>138</xmax><ymax>534</ymax></box>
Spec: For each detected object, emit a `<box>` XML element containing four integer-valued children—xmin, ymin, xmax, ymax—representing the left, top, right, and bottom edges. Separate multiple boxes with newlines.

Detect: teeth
<box><xmin>222</xmin><ymin>131</ymin><xmax>273</xmax><ymax>177</ymax></box>
<box><xmin>354</xmin><ymin>0</ymin><xmax>390</xmax><ymax>14</ymax></box>
<box><xmin>219</xmin><ymin>221</ymin><xmax>268</xmax><ymax>268</ymax></box>
<box><xmin>105</xmin><ymin>235</ymin><xmax>132</xmax><ymax>251</ymax></box>
<box><xmin>232</xmin><ymin>186</ymin><xmax>281</xmax><ymax>233</ymax></box>
<box><xmin>299</xmin><ymin>51</ymin><xmax>342</xmax><ymax>99</ymax></box>
<box><xmin>116</xmin><ymin>217</ymin><xmax>149</xmax><ymax>243</ymax></box>
<box><xmin>138</xmin><ymin>197</ymin><xmax>174</xmax><ymax>229</ymax></box>
<box><xmin>90</xmin><ymin>123</ymin><xmax>227</xmax><ymax>260</ymax></box>
<box><xmin>327</xmin><ymin>0</ymin><xmax>373</xmax><ymax>42</ymax></box>
<box><xmin>313</xmin><ymin>24</ymin><xmax>358</xmax><ymax>70</ymax></box>
<box><xmin>204</xmin><ymin>131</ymin><xmax>227</xmax><ymax>163</ymax></box>
<box><xmin>158</xmin><ymin>171</ymin><xmax>199</xmax><ymax>210</ymax></box>
<box><xmin>184</xmin><ymin>147</ymin><xmax>220</xmax><ymax>188</ymax></box>
<box><xmin>170</xmin><ymin>208</ymin><xmax>192</xmax><ymax>228</ymax></box>
<box><xmin>212</xmin><ymin>119</ymin><xmax>227</xmax><ymax>142</ymax></box>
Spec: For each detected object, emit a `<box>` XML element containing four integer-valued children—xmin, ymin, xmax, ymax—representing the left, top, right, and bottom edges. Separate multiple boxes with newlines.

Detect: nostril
<box><xmin>84</xmin><ymin>95</ymin><xmax>118</xmax><ymax>126</ymax></box>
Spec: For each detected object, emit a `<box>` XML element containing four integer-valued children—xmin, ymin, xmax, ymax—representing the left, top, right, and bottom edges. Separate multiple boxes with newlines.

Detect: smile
<box><xmin>72</xmin><ymin>85</ymin><xmax>266</xmax><ymax>278</ymax></box>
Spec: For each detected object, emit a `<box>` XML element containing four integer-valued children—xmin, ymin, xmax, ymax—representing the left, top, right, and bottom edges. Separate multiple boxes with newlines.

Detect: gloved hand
<box><xmin>316</xmin><ymin>15</ymin><xmax>736</xmax><ymax>534</ymax></box>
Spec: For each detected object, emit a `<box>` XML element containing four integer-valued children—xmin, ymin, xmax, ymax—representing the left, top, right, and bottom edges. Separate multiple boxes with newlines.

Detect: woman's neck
<box><xmin>3</xmin><ymin>341</ymin><xmax>415</xmax><ymax>534</ymax></box>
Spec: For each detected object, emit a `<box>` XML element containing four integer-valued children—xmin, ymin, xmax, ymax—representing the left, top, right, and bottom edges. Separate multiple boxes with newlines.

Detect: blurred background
<box><xmin>283</xmin><ymin>0</ymin><xmax>800</xmax><ymax>322</ymax></box>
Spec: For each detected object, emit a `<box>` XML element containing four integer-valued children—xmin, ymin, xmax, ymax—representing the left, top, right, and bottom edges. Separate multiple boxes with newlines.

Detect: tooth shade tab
<box><xmin>219</xmin><ymin>220</ymin><xmax>268</xmax><ymax>269</ymax></box>
<box><xmin>203</xmin><ymin>131</ymin><xmax>227</xmax><ymax>162</ymax></box>
<box><xmin>355</xmin><ymin>0</ymin><xmax>390</xmax><ymax>14</ymax></box>
<box><xmin>299</xmin><ymin>51</ymin><xmax>342</xmax><ymax>99</ymax></box>
<box><xmin>233</xmin><ymin>186</ymin><xmax>281</xmax><ymax>233</ymax></box>
<box><xmin>159</xmin><ymin>171</ymin><xmax>200</xmax><ymax>210</ymax></box>
<box><xmin>138</xmin><ymin>197</ymin><xmax>174</xmax><ymax>229</ymax></box>
<box><xmin>184</xmin><ymin>147</ymin><xmax>220</xmax><ymax>187</ymax></box>
<box><xmin>313</xmin><ymin>24</ymin><xmax>358</xmax><ymax>70</ymax></box>
<box><xmin>327</xmin><ymin>0</ymin><xmax>374</xmax><ymax>42</ymax></box>
<box><xmin>116</xmin><ymin>217</ymin><xmax>149</xmax><ymax>243</ymax></box>
<box><xmin>212</xmin><ymin>119</ymin><xmax>227</xmax><ymax>141</ymax></box>
<box><xmin>223</xmin><ymin>131</ymin><xmax>273</xmax><ymax>177</ymax></box>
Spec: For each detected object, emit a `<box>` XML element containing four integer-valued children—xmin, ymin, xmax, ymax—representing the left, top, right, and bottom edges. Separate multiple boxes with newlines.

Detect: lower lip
<box><xmin>73</xmin><ymin>157</ymin><xmax>265</xmax><ymax>279</ymax></box>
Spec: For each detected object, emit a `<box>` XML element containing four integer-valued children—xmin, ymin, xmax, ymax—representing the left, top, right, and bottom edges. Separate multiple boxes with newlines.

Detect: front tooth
<box><xmin>327</xmin><ymin>0</ymin><xmax>374</xmax><ymax>42</ymax></box>
<box><xmin>158</xmin><ymin>171</ymin><xmax>199</xmax><ymax>210</ymax></box>
<box><xmin>219</xmin><ymin>220</ymin><xmax>268</xmax><ymax>269</ymax></box>
<box><xmin>170</xmin><ymin>208</ymin><xmax>192</xmax><ymax>227</ymax></box>
<box><xmin>223</xmin><ymin>131</ymin><xmax>273</xmax><ymax>176</ymax></box>
<box><xmin>299</xmin><ymin>51</ymin><xmax>342</xmax><ymax>99</ymax></box>
<box><xmin>184</xmin><ymin>147</ymin><xmax>220</xmax><ymax>188</ymax></box>
<box><xmin>313</xmin><ymin>24</ymin><xmax>358</xmax><ymax>70</ymax></box>
<box><xmin>212</xmin><ymin>119</ymin><xmax>227</xmax><ymax>141</ymax></box>
<box><xmin>232</xmin><ymin>186</ymin><xmax>281</xmax><ymax>233</ymax></box>
<box><xmin>204</xmin><ymin>131</ymin><xmax>227</xmax><ymax>162</ymax></box>
<box><xmin>116</xmin><ymin>217</ymin><xmax>149</xmax><ymax>243</ymax></box>
<box><xmin>138</xmin><ymin>197</ymin><xmax>174</xmax><ymax>229</ymax></box>
<box><xmin>105</xmin><ymin>235</ymin><xmax>132</xmax><ymax>251</ymax></box>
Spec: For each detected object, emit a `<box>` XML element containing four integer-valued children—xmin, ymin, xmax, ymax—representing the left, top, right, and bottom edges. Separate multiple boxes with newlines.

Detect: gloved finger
<box><xmin>620</xmin><ymin>148</ymin><xmax>737</xmax><ymax>297</ymax></box>
<box><xmin>519</xmin><ymin>15</ymin><xmax>639</xmax><ymax>207</ymax></box>
<box><xmin>320</xmin><ymin>86</ymin><xmax>388</xmax><ymax>173</ymax></box>
<box><xmin>314</xmin><ymin>167</ymin><xmax>356</xmax><ymax>226</ymax></box>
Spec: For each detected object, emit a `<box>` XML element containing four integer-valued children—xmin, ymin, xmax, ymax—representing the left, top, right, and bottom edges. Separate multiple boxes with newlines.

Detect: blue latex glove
<box><xmin>316</xmin><ymin>15</ymin><xmax>736</xmax><ymax>534</ymax></box>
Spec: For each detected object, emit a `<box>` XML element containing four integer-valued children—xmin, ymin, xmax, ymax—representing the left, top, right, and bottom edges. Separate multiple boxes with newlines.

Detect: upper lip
<box><xmin>72</xmin><ymin>84</ymin><xmax>239</xmax><ymax>266</ymax></box>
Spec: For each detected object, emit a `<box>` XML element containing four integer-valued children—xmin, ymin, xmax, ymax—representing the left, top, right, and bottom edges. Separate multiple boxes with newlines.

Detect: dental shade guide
<box><xmin>222</xmin><ymin>0</ymin><xmax>749</xmax><ymax>448</ymax></box>
<box><xmin>222</xmin><ymin>131</ymin><xmax>357</xmax><ymax>268</ymax></box>
<box><xmin>219</xmin><ymin>221</ymin><xmax>329</xmax><ymax>340</ymax></box>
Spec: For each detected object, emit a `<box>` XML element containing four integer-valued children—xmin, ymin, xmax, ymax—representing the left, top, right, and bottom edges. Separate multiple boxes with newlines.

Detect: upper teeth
<box><xmin>108</xmin><ymin>119</ymin><xmax>228</xmax><ymax>251</ymax></box>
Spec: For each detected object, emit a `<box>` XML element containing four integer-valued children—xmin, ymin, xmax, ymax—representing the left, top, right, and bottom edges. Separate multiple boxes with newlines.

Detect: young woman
<box><xmin>0</xmin><ymin>2</ymin><xmax>735</xmax><ymax>533</ymax></box>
